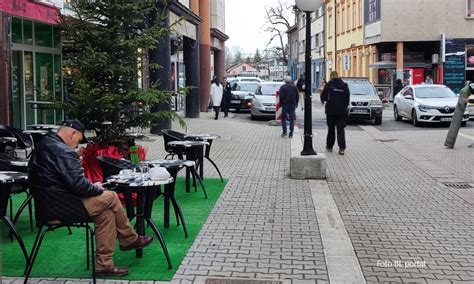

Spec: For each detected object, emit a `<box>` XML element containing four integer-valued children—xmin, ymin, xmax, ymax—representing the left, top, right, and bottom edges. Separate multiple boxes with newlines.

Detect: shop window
<box><xmin>24</xmin><ymin>20</ymin><xmax>33</xmax><ymax>45</ymax></box>
<box><xmin>35</xmin><ymin>22</ymin><xmax>53</xmax><ymax>47</ymax></box>
<box><xmin>468</xmin><ymin>0</ymin><xmax>474</xmax><ymax>18</ymax></box>
<box><xmin>53</xmin><ymin>26</ymin><xmax>61</xmax><ymax>48</ymax></box>
<box><xmin>11</xmin><ymin>17</ymin><xmax>22</xmax><ymax>44</ymax></box>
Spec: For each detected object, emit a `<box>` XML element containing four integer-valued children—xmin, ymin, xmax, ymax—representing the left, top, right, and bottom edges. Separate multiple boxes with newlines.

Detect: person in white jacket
<box><xmin>210</xmin><ymin>76</ymin><xmax>223</xmax><ymax>120</ymax></box>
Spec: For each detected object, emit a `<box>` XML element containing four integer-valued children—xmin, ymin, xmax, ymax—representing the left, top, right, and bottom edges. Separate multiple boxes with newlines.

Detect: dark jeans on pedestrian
<box><xmin>281</xmin><ymin>105</ymin><xmax>296</xmax><ymax>135</ymax></box>
<box><xmin>213</xmin><ymin>106</ymin><xmax>220</xmax><ymax>120</ymax></box>
<box><xmin>221</xmin><ymin>97</ymin><xmax>230</xmax><ymax>117</ymax></box>
<box><xmin>326</xmin><ymin>115</ymin><xmax>347</xmax><ymax>149</ymax></box>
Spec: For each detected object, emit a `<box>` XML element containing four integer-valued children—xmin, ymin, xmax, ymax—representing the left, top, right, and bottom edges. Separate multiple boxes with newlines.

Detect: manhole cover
<box><xmin>205</xmin><ymin>279</ymin><xmax>283</xmax><ymax>284</ymax></box>
<box><xmin>443</xmin><ymin>183</ymin><xmax>474</xmax><ymax>189</ymax></box>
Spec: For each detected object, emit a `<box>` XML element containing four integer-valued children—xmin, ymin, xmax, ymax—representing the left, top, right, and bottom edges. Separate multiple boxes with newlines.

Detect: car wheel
<box><xmin>461</xmin><ymin>121</ymin><xmax>467</xmax><ymax>127</ymax></box>
<box><xmin>412</xmin><ymin>109</ymin><xmax>420</xmax><ymax>127</ymax></box>
<box><xmin>250</xmin><ymin>114</ymin><xmax>256</xmax><ymax>120</ymax></box>
<box><xmin>394</xmin><ymin>105</ymin><xmax>402</xmax><ymax>121</ymax></box>
<box><xmin>374</xmin><ymin>115</ymin><xmax>382</xmax><ymax>125</ymax></box>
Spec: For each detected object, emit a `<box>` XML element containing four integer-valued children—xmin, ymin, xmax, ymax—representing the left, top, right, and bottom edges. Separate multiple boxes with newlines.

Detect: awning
<box><xmin>368</xmin><ymin>61</ymin><xmax>431</xmax><ymax>69</ymax></box>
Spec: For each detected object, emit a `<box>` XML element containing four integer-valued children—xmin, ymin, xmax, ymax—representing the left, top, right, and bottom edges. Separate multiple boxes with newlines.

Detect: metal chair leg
<box><xmin>24</xmin><ymin>227</ymin><xmax>48</xmax><ymax>280</ymax></box>
<box><xmin>145</xmin><ymin>218</ymin><xmax>173</xmax><ymax>269</ymax></box>
<box><xmin>205</xmin><ymin>156</ymin><xmax>224</xmax><ymax>182</ymax></box>
<box><xmin>3</xmin><ymin>216</ymin><xmax>28</xmax><ymax>264</ymax></box>
<box><xmin>169</xmin><ymin>196</ymin><xmax>188</xmax><ymax>238</ymax></box>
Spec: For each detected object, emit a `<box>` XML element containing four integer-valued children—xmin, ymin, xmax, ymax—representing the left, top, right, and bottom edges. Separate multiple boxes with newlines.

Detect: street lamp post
<box><xmin>295</xmin><ymin>0</ymin><xmax>322</xmax><ymax>156</ymax></box>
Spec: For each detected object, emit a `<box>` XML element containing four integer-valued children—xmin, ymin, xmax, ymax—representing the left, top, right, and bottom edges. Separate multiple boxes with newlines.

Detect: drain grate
<box><xmin>443</xmin><ymin>183</ymin><xmax>474</xmax><ymax>189</ymax></box>
<box><xmin>205</xmin><ymin>279</ymin><xmax>283</xmax><ymax>284</ymax></box>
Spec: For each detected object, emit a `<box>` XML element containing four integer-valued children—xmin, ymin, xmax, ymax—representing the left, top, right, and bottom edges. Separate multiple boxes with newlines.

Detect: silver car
<box><xmin>250</xmin><ymin>82</ymin><xmax>284</xmax><ymax>120</ymax></box>
<box><xmin>394</xmin><ymin>84</ymin><xmax>469</xmax><ymax>126</ymax></box>
<box><xmin>342</xmin><ymin>77</ymin><xmax>383</xmax><ymax>125</ymax></box>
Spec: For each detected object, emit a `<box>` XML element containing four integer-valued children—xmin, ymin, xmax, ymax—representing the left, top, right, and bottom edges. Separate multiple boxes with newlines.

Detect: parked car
<box><xmin>393</xmin><ymin>84</ymin><xmax>469</xmax><ymax>126</ymax></box>
<box><xmin>228</xmin><ymin>76</ymin><xmax>262</xmax><ymax>86</ymax></box>
<box><xmin>250</xmin><ymin>82</ymin><xmax>284</xmax><ymax>120</ymax></box>
<box><xmin>468</xmin><ymin>93</ymin><xmax>474</xmax><ymax>120</ymax></box>
<box><xmin>230</xmin><ymin>82</ymin><xmax>260</xmax><ymax>111</ymax></box>
<box><xmin>341</xmin><ymin>77</ymin><xmax>383</xmax><ymax>125</ymax></box>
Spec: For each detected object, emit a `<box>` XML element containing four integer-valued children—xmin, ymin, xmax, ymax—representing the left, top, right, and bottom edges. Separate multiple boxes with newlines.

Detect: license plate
<box><xmin>231</xmin><ymin>100</ymin><xmax>240</xmax><ymax>104</ymax></box>
<box><xmin>352</xmin><ymin>109</ymin><xmax>369</xmax><ymax>113</ymax></box>
<box><xmin>266</xmin><ymin>107</ymin><xmax>276</xmax><ymax>111</ymax></box>
<box><xmin>440</xmin><ymin>117</ymin><xmax>452</xmax><ymax>122</ymax></box>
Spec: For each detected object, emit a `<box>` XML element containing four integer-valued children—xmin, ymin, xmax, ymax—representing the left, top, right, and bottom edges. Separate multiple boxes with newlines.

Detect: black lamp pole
<box><xmin>300</xmin><ymin>11</ymin><xmax>316</xmax><ymax>156</ymax></box>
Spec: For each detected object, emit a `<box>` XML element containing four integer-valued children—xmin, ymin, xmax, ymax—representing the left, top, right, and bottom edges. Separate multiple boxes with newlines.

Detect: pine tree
<box><xmin>254</xmin><ymin>49</ymin><xmax>262</xmax><ymax>65</ymax></box>
<box><xmin>61</xmin><ymin>1</ymin><xmax>184</xmax><ymax>144</ymax></box>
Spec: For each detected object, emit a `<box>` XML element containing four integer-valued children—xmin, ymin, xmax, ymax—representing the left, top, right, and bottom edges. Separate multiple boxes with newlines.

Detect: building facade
<box><xmin>0</xmin><ymin>0</ymin><xmax>63</xmax><ymax>128</ymax></box>
<box><xmin>324</xmin><ymin>0</ymin><xmax>377</xmax><ymax>83</ymax></box>
<box><xmin>364</xmin><ymin>0</ymin><xmax>474</xmax><ymax>93</ymax></box>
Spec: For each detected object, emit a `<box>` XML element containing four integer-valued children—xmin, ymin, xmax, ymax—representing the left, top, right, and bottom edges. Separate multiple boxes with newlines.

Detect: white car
<box><xmin>393</xmin><ymin>84</ymin><xmax>469</xmax><ymax>126</ymax></box>
<box><xmin>250</xmin><ymin>82</ymin><xmax>284</xmax><ymax>120</ymax></box>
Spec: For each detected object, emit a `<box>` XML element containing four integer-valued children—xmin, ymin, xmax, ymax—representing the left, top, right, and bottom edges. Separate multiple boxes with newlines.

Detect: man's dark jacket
<box><xmin>28</xmin><ymin>132</ymin><xmax>102</xmax><ymax>224</ymax></box>
<box><xmin>279</xmin><ymin>82</ymin><xmax>299</xmax><ymax>106</ymax></box>
<box><xmin>320</xmin><ymin>78</ymin><xmax>350</xmax><ymax>115</ymax></box>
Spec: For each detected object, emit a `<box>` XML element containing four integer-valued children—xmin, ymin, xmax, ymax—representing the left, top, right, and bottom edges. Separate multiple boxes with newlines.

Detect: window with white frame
<box><xmin>468</xmin><ymin>0</ymin><xmax>474</xmax><ymax>18</ymax></box>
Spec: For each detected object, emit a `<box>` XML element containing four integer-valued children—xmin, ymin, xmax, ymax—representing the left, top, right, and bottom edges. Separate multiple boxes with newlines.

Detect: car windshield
<box><xmin>236</xmin><ymin>82</ymin><xmax>259</xmax><ymax>92</ymax></box>
<box><xmin>415</xmin><ymin>87</ymin><xmax>457</xmax><ymax>98</ymax></box>
<box><xmin>259</xmin><ymin>84</ymin><xmax>282</xmax><ymax>96</ymax></box>
<box><xmin>347</xmin><ymin>82</ymin><xmax>376</xmax><ymax>96</ymax></box>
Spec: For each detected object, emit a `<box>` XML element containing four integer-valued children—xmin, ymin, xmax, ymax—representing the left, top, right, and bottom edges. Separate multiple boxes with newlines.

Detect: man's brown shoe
<box><xmin>338</xmin><ymin>149</ymin><xmax>345</xmax><ymax>155</ymax></box>
<box><xmin>95</xmin><ymin>266</ymin><xmax>129</xmax><ymax>276</ymax></box>
<box><xmin>120</xmin><ymin>235</ymin><xmax>153</xmax><ymax>251</ymax></box>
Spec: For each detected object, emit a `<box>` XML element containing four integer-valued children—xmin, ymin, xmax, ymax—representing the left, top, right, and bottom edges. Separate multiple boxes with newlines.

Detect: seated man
<box><xmin>28</xmin><ymin>119</ymin><xmax>152</xmax><ymax>277</ymax></box>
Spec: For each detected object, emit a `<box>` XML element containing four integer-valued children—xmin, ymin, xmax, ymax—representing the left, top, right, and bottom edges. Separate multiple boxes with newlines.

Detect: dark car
<box><xmin>230</xmin><ymin>82</ymin><xmax>259</xmax><ymax>112</ymax></box>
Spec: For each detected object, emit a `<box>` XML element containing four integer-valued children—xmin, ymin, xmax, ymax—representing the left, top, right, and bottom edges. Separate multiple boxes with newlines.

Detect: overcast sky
<box><xmin>225</xmin><ymin>0</ymin><xmax>293</xmax><ymax>56</ymax></box>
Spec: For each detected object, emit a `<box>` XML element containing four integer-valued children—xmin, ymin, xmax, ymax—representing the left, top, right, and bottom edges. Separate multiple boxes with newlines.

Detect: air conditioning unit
<box><xmin>432</xmin><ymin>54</ymin><xmax>439</xmax><ymax>64</ymax></box>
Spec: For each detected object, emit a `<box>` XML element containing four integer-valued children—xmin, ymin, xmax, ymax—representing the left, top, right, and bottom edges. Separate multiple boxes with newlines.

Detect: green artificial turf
<box><xmin>1</xmin><ymin>177</ymin><xmax>226</xmax><ymax>280</ymax></box>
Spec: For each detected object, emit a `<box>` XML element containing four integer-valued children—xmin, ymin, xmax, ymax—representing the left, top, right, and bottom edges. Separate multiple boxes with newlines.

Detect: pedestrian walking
<box><xmin>221</xmin><ymin>77</ymin><xmax>232</xmax><ymax>117</ymax></box>
<box><xmin>425</xmin><ymin>74</ymin><xmax>434</xmax><ymax>84</ymax></box>
<box><xmin>392</xmin><ymin>79</ymin><xmax>403</xmax><ymax>101</ymax></box>
<box><xmin>318</xmin><ymin>79</ymin><xmax>327</xmax><ymax>103</ymax></box>
<box><xmin>279</xmin><ymin>76</ymin><xmax>299</xmax><ymax>138</ymax></box>
<box><xmin>210</xmin><ymin>76</ymin><xmax>223</xmax><ymax>120</ymax></box>
<box><xmin>296</xmin><ymin>74</ymin><xmax>305</xmax><ymax>111</ymax></box>
<box><xmin>320</xmin><ymin>71</ymin><xmax>350</xmax><ymax>155</ymax></box>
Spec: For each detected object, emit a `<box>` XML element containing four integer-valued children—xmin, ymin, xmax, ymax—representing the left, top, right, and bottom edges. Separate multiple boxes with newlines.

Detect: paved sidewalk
<box><xmin>4</xmin><ymin>105</ymin><xmax>473</xmax><ymax>283</ymax></box>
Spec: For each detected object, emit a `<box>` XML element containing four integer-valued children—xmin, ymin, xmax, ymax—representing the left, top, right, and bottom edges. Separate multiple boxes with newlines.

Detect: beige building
<box><xmin>324</xmin><ymin>0</ymin><xmax>376</xmax><ymax>83</ymax></box>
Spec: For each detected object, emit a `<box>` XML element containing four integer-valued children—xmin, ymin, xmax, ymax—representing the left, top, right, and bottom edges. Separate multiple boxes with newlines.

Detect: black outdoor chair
<box><xmin>24</xmin><ymin>190</ymin><xmax>96</xmax><ymax>283</ymax></box>
<box><xmin>0</xmin><ymin>125</ymin><xmax>34</xmax><ymax>157</ymax></box>
<box><xmin>161</xmin><ymin>129</ymin><xmax>186</xmax><ymax>159</ymax></box>
<box><xmin>0</xmin><ymin>133</ymin><xmax>34</xmax><ymax>233</ymax></box>
<box><xmin>161</xmin><ymin>129</ymin><xmax>206</xmax><ymax>196</ymax></box>
<box><xmin>97</xmin><ymin>156</ymin><xmax>136</xmax><ymax>220</ymax></box>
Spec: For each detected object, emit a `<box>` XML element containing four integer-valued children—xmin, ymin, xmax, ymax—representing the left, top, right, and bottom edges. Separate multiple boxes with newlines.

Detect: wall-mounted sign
<box><xmin>0</xmin><ymin>0</ymin><xmax>59</xmax><ymax>24</ymax></box>
<box><xmin>343</xmin><ymin>55</ymin><xmax>351</xmax><ymax>70</ymax></box>
<box><xmin>443</xmin><ymin>54</ymin><xmax>465</xmax><ymax>93</ymax></box>
<box><xmin>364</xmin><ymin>0</ymin><xmax>380</xmax><ymax>24</ymax></box>
<box><xmin>467</xmin><ymin>46</ymin><xmax>474</xmax><ymax>70</ymax></box>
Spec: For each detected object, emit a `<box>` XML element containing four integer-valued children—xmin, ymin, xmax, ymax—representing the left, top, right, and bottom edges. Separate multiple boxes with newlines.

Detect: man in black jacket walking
<box><xmin>321</xmin><ymin>71</ymin><xmax>350</xmax><ymax>155</ymax></box>
<box><xmin>279</xmin><ymin>76</ymin><xmax>299</xmax><ymax>138</ymax></box>
<box><xmin>28</xmin><ymin>119</ymin><xmax>153</xmax><ymax>276</ymax></box>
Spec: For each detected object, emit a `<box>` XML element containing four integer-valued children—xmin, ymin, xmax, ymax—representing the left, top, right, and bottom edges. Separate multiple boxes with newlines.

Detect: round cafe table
<box><xmin>184</xmin><ymin>133</ymin><xmax>223</xmax><ymax>182</ymax></box>
<box><xmin>0</xmin><ymin>171</ymin><xmax>29</xmax><ymax>263</ymax></box>
<box><xmin>106</xmin><ymin>173</ymin><xmax>173</xmax><ymax>268</ymax></box>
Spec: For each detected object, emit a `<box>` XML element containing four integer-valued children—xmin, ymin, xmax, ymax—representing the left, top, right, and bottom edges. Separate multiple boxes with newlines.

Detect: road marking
<box><xmin>459</xmin><ymin>131</ymin><xmax>474</xmax><ymax>141</ymax></box>
<box><xmin>310</xmin><ymin>180</ymin><xmax>366</xmax><ymax>284</ymax></box>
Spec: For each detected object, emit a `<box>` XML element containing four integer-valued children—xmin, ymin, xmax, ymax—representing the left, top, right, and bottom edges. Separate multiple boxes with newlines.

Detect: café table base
<box><xmin>2</xmin><ymin>215</ymin><xmax>29</xmax><ymax>263</ymax></box>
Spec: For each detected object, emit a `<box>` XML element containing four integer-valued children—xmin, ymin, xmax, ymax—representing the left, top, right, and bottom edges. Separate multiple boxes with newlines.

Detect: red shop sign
<box><xmin>0</xmin><ymin>0</ymin><xmax>59</xmax><ymax>25</ymax></box>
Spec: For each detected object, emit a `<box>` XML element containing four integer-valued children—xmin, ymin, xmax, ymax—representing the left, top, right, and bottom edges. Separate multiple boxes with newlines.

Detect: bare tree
<box><xmin>263</xmin><ymin>0</ymin><xmax>294</xmax><ymax>64</ymax></box>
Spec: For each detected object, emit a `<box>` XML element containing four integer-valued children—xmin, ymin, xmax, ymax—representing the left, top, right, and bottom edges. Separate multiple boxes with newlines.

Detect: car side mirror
<box><xmin>404</xmin><ymin>95</ymin><xmax>413</xmax><ymax>100</ymax></box>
